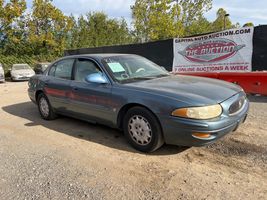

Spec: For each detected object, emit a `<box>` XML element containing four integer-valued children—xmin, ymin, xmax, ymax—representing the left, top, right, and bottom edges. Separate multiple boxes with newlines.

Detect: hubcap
<box><xmin>39</xmin><ymin>97</ymin><xmax>49</xmax><ymax>117</ymax></box>
<box><xmin>128</xmin><ymin>115</ymin><xmax>152</xmax><ymax>146</ymax></box>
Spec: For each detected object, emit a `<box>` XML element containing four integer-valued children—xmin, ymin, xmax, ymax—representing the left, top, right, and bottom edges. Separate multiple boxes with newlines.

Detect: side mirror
<box><xmin>85</xmin><ymin>73</ymin><xmax>108</xmax><ymax>84</ymax></box>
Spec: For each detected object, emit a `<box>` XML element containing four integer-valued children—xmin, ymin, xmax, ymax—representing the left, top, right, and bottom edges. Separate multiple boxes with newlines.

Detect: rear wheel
<box><xmin>37</xmin><ymin>93</ymin><xmax>57</xmax><ymax>120</ymax></box>
<box><xmin>123</xmin><ymin>106</ymin><xmax>164</xmax><ymax>152</ymax></box>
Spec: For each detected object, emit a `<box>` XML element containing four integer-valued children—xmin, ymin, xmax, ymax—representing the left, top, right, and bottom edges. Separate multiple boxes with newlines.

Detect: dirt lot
<box><xmin>0</xmin><ymin>82</ymin><xmax>266</xmax><ymax>200</ymax></box>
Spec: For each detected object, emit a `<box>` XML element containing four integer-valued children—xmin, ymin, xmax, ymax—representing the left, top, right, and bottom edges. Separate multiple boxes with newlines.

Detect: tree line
<box><xmin>0</xmin><ymin>0</ymin><xmax>254</xmax><ymax>66</ymax></box>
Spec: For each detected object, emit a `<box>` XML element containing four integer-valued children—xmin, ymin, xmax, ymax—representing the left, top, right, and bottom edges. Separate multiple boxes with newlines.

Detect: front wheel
<box><xmin>37</xmin><ymin>93</ymin><xmax>57</xmax><ymax>120</ymax></box>
<box><xmin>123</xmin><ymin>107</ymin><xmax>164</xmax><ymax>152</ymax></box>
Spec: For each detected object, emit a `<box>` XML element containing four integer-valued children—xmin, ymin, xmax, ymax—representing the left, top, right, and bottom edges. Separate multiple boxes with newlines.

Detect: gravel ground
<box><xmin>0</xmin><ymin>82</ymin><xmax>266</xmax><ymax>200</ymax></box>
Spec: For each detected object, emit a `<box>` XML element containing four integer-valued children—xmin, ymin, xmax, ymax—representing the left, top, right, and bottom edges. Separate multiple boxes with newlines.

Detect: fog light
<box><xmin>192</xmin><ymin>133</ymin><xmax>211</xmax><ymax>139</ymax></box>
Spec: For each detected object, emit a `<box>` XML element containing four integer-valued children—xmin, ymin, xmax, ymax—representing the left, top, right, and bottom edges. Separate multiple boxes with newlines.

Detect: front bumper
<box><xmin>28</xmin><ymin>88</ymin><xmax>37</xmax><ymax>104</ymax></box>
<box><xmin>0</xmin><ymin>74</ymin><xmax>5</xmax><ymax>82</ymax></box>
<box><xmin>12</xmin><ymin>75</ymin><xmax>32</xmax><ymax>81</ymax></box>
<box><xmin>160</xmin><ymin>92</ymin><xmax>249</xmax><ymax>147</ymax></box>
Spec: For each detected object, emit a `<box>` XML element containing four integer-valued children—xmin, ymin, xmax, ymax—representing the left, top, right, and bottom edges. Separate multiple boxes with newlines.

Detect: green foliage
<box><xmin>131</xmin><ymin>0</ymin><xmax>212</xmax><ymax>41</ymax></box>
<box><xmin>243</xmin><ymin>22</ymin><xmax>254</xmax><ymax>27</ymax></box>
<box><xmin>211</xmin><ymin>8</ymin><xmax>232</xmax><ymax>32</ymax></box>
<box><xmin>0</xmin><ymin>0</ymin><xmax>27</xmax><ymax>50</ymax></box>
<box><xmin>0</xmin><ymin>0</ymin><xmax>244</xmax><ymax>68</ymax></box>
<box><xmin>0</xmin><ymin>54</ymin><xmax>56</xmax><ymax>75</ymax></box>
<box><xmin>184</xmin><ymin>16</ymin><xmax>211</xmax><ymax>35</ymax></box>
<box><xmin>69</xmin><ymin>12</ymin><xmax>133</xmax><ymax>49</ymax></box>
<box><xmin>27</xmin><ymin>0</ymin><xmax>73</xmax><ymax>56</ymax></box>
<box><xmin>132</xmin><ymin>0</ymin><xmax>182</xmax><ymax>41</ymax></box>
<box><xmin>0</xmin><ymin>0</ymin><xmax>133</xmax><ymax>69</ymax></box>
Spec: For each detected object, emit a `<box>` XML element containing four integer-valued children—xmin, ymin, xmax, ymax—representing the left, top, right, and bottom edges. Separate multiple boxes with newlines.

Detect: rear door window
<box><xmin>49</xmin><ymin>59</ymin><xmax>74</xmax><ymax>80</ymax></box>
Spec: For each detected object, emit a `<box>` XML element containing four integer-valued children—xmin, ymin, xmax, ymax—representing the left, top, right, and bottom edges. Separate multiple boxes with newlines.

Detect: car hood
<box><xmin>12</xmin><ymin>69</ymin><xmax>34</xmax><ymax>75</ymax></box>
<box><xmin>125</xmin><ymin>75</ymin><xmax>242</xmax><ymax>105</ymax></box>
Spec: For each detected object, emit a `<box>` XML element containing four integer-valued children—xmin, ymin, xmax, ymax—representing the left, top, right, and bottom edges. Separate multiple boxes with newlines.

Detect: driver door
<box><xmin>69</xmin><ymin>58</ymin><xmax>114</xmax><ymax>125</ymax></box>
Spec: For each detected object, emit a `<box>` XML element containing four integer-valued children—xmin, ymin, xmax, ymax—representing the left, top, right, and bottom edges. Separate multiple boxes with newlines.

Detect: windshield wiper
<box><xmin>121</xmin><ymin>74</ymin><xmax>170</xmax><ymax>83</ymax></box>
<box><xmin>130</xmin><ymin>77</ymin><xmax>154</xmax><ymax>81</ymax></box>
<box><xmin>155</xmin><ymin>74</ymin><xmax>170</xmax><ymax>78</ymax></box>
<box><xmin>121</xmin><ymin>77</ymin><xmax>154</xmax><ymax>83</ymax></box>
<box><xmin>142</xmin><ymin>74</ymin><xmax>170</xmax><ymax>79</ymax></box>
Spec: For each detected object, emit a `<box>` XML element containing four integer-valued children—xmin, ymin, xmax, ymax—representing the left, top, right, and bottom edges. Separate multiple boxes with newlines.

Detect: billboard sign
<box><xmin>173</xmin><ymin>27</ymin><xmax>254</xmax><ymax>73</ymax></box>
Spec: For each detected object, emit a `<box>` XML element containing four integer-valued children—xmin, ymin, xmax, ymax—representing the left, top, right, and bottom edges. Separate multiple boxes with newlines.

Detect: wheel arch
<box><xmin>117</xmin><ymin>103</ymin><xmax>164</xmax><ymax>137</ymax></box>
<box><xmin>35</xmin><ymin>90</ymin><xmax>44</xmax><ymax>102</ymax></box>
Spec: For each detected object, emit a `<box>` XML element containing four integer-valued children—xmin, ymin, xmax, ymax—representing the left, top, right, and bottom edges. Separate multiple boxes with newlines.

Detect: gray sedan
<box><xmin>0</xmin><ymin>64</ymin><xmax>5</xmax><ymax>82</ymax></box>
<box><xmin>11</xmin><ymin>64</ymin><xmax>35</xmax><ymax>81</ymax></box>
<box><xmin>28</xmin><ymin>54</ymin><xmax>249</xmax><ymax>152</ymax></box>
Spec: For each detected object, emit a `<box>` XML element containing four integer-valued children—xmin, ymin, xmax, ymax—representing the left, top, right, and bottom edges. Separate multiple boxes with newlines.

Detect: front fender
<box><xmin>111</xmin><ymin>85</ymin><xmax>190</xmax><ymax>127</ymax></box>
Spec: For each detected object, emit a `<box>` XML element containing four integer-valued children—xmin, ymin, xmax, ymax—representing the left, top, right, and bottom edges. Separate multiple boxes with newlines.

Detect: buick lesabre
<box><xmin>28</xmin><ymin>54</ymin><xmax>249</xmax><ymax>152</ymax></box>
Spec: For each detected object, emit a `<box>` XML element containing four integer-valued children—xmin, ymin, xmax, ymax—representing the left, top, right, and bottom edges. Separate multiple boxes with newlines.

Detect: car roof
<box><xmin>62</xmin><ymin>53</ymin><xmax>139</xmax><ymax>60</ymax></box>
<box><xmin>38</xmin><ymin>62</ymin><xmax>50</xmax><ymax>64</ymax></box>
<box><xmin>13</xmin><ymin>64</ymin><xmax>30</xmax><ymax>66</ymax></box>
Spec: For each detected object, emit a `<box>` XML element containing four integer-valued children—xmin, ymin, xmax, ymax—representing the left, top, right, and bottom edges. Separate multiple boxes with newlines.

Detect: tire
<box><xmin>123</xmin><ymin>106</ymin><xmax>164</xmax><ymax>152</ymax></box>
<box><xmin>37</xmin><ymin>93</ymin><xmax>57</xmax><ymax>120</ymax></box>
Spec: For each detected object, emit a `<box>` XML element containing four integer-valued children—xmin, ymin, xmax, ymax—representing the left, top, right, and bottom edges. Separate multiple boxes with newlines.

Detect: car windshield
<box><xmin>102</xmin><ymin>55</ymin><xmax>170</xmax><ymax>83</ymax></box>
<box><xmin>13</xmin><ymin>65</ymin><xmax>30</xmax><ymax>70</ymax></box>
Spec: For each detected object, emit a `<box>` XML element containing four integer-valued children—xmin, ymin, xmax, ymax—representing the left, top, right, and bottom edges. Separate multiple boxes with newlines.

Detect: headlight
<box><xmin>171</xmin><ymin>104</ymin><xmax>222</xmax><ymax>120</ymax></box>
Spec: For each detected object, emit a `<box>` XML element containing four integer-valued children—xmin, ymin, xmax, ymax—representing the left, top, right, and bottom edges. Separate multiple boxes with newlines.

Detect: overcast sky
<box><xmin>26</xmin><ymin>0</ymin><xmax>267</xmax><ymax>26</ymax></box>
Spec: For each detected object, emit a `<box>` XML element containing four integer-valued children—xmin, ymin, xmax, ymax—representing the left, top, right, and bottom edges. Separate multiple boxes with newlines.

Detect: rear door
<box><xmin>44</xmin><ymin>59</ymin><xmax>75</xmax><ymax>112</ymax></box>
<box><xmin>69</xmin><ymin>58</ymin><xmax>114</xmax><ymax>125</ymax></box>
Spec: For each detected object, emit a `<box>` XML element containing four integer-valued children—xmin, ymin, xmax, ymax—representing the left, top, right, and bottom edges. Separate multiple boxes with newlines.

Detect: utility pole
<box><xmin>224</xmin><ymin>13</ymin><xmax>230</xmax><ymax>30</ymax></box>
<box><xmin>171</xmin><ymin>0</ymin><xmax>179</xmax><ymax>37</ymax></box>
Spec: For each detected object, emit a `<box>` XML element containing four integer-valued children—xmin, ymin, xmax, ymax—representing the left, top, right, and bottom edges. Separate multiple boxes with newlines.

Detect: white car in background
<box><xmin>11</xmin><ymin>64</ymin><xmax>35</xmax><ymax>81</ymax></box>
<box><xmin>0</xmin><ymin>64</ymin><xmax>5</xmax><ymax>82</ymax></box>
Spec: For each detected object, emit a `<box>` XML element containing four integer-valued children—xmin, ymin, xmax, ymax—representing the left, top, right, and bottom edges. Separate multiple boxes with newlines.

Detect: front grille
<box><xmin>229</xmin><ymin>96</ymin><xmax>246</xmax><ymax>115</ymax></box>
